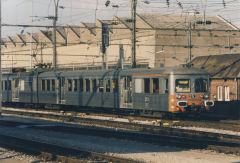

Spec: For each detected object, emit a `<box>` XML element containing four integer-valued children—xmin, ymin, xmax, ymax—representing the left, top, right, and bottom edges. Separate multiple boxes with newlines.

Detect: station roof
<box><xmin>191</xmin><ymin>54</ymin><xmax>240</xmax><ymax>78</ymax></box>
<box><xmin>137</xmin><ymin>14</ymin><xmax>239</xmax><ymax>30</ymax></box>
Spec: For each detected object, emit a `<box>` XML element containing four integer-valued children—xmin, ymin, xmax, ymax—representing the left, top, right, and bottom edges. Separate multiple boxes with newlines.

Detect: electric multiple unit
<box><xmin>2</xmin><ymin>67</ymin><xmax>214</xmax><ymax>114</ymax></box>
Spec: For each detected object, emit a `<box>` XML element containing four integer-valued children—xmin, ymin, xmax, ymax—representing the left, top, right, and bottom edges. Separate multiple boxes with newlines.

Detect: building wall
<box><xmin>2</xmin><ymin>15</ymin><xmax>240</xmax><ymax>70</ymax></box>
<box><xmin>238</xmin><ymin>79</ymin><xmax>240</xmax><ymax>100</ymax></box>
<box><xmin>155</xmin><ymin>29</ymin><xmax>240</xmax><ymax>67</ymax></box>
<box><xmin>210</xmin><ymin>79</ymin><xmax>238</xmax><ymax>101</ymax></box>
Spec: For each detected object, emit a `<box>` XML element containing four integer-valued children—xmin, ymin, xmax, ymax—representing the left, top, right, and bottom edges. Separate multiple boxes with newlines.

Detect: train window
<box><xmin>41</xmin><ymin>80</ymin><xmax>45</xmax><ymax>91</ymax></box>
<box><xmin>92</xmin><ymin>79</ymin><xmax>97</xmax><ymax>92</ymax></box>
<box><xmin>4</xmin><ymin>81</ymin><xmax>8</xmax><ymax>90</ymax></box>
<box><xmin>68</xmin><ymin>79</ymin><xmax>72</xmax><ymax>91</ymax></box>
<box><xmin>20</xmin><ymin>80</ymin><xmax>24</xmax><ymax>91</ymax></box>
<box><xmin>86</xmin><ymin>79</ymin><xmax>90</xmax><ymax>92</ymax></box>
<box><xmin>61</xmin><ymin>78</ymin><xmax>65</xmax><ymax>87</ymax></box>
<box><xmin>99</xmin><ymin>79</ymin><xmax>104</xmax><ymax>92</ymax></box>
<box><xmin>152</xmin><ymin>78</ymin><xmax>159</xmax><ymax>93</ymax></box>
<box><xmin>144</xmin><ymin>78</ymin><xmax>150</xmax><ymax>93</ymax></box>
<box><xmin>1</xmin><ymin>81</ymin><xmax>3</xmax><ymax>90</ymax></box>
<box><xmin>175</xmin><ymin>79</ymin><xmax>190</xmax><ymax>93</ymax></box>
<box><xmin>8</xmin><ymin>80</ymin><xmax>11</xmax><ymax>90</ymax></box>
<box><xmin>124</xmin><ymin>77</ymin><xmax>132</xmax><ymax>90</ymax></box>
<box><xmin>112</xmin><ymin>79</ymin><xmax>118</xmax><ymax>92</ymax></box>
<box><xmin>32</xmin><ymin>79</ymin><xmax>37</xmax><ymax>91</ymax></box>
<box><xmin>15</xmin><ymin>79</ymin><xmax>19</xmax><ymax>88</ymax></box>
<box><xmin>195</xmin><ymin>79</ymin><xmax>208</xmax><ymax>93</ymax></box>
<box><xmin>135</xmin><ymin>79</ymin><xmax>143</xmax><ymax>93</ymax></box>
<box><xmin>79</xmin><ymin>79</ymin><xmax>84</xmax><ymax>92</ymax></box>
<box><xmin>106</xmin><ymin>79</ymin><xmax>111</xmax><ymax>92</ymax></box>
<box><xmin>52</xmin><ymin>80</ymin><xmax>55</xmax><ymax>91</ymax></box>
<box><xmin>73</xmin><ymin>79</ymin><xmax>78</xmax><ymax>92</ymax></box>
<box><xmin>47</xmin><ymin>80</ymin><xmax>51</xmax><ymax>91</ymax></box>
<box><xmin>165</xmin><ymin>79</ymin><xmax>168</xmax><ymax>93</ymax></box>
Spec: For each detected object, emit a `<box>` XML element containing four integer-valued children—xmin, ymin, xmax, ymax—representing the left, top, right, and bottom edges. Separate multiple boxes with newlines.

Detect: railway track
<box><xmin>1</xmin><ymin>108</ymin><xmax>240</xmax><ymax>156</ymax></box>
<box><xmin>2</xmin><ymin>107</ymin><xmax>240</xmax><ymax>132</ymax></box>
<box><xmin>0</xmin><ymin>134</ymin><xmax>139</xmax><ymax>163</ymax></box>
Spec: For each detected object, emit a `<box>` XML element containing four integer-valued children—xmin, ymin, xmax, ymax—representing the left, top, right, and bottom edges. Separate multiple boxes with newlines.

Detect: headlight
<box><xmin>176</xmin><ymin>94</ymin><xmax>182</xmax><ymax>99</ymax></box>
<box><xmin>178</xmin><ymin>101</ymin><xmax>188</xmax><ymax>107</ymax></box>
<box><xmin>205</xmin><ymin>100</ymin><xmax>214</xmax><ymax>106</ymax></box>
<box><xmin>204</xmin><ymin>94</ymin><xmax>209</xmax><ymax>99</ymax></box>
<box><xmin>176</xmin><ymin>94</ymin><xmax>186</xmax><ymax>99</ymax></box>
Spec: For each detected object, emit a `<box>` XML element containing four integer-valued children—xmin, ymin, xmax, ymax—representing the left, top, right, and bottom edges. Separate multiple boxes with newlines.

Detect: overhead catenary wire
<box><xmin>1</xmin><ymin>0</ymin><xmax>240</xmax><ymax>70</ymax></box>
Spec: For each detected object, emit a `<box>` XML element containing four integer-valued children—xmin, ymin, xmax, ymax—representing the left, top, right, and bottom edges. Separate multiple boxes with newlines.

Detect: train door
<box><xmin>12</xmin><ymin>78</ymin><xmax>19</xmax><ymax>102</ymax></box>
<box><xmin>120</xmin><ymin>76</ymin><xmax>133</xmax><ymax>108</ymax></box>
<box><xmin>57</xmin><ymin>77</ymin><xmax>66</xmax><ymax>104</ymax></box>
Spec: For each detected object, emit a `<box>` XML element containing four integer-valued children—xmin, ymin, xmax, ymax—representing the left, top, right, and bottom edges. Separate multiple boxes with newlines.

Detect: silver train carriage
<box><xmin>2</xmin><ymin>67</ymin><xmax>214</xmax><ymax>114</ymax></box>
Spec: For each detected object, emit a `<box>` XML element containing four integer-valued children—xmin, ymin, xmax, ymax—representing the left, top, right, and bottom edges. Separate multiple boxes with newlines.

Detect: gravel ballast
<box><xmin>0</xmin><ymin>115</ymin><xmax>239</xmax><ymax>163</ymax></box>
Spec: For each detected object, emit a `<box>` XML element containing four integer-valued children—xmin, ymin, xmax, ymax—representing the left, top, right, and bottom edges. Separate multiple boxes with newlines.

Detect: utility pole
<box><xmin>187</xmin><ymin>22</ymin><xmax>192</xmax><ymax>63</ymax></box>
<box><xmin>131</xmin><ymin>0</ymin><xmax>137</xmax><ymax>68</ymax></box>
<box><xmin>0</xmin><ymin>0</ymin><xmax>2</xmax><ymax>116</ymax></box>
<box><xmin>201</xmin><ymin>0</ymin><xmax>207</xmax><ymax>25</ymax></box>
<box><xmin>53</xmin><ymin>0</ymin><xmax>60</xmax><ymax>69</ymax></box>
<box><xmin>30</xmin><ymin>0</ymin><xmax>33</xmax><ymax>69</ymax></box>
<box><xmin>119</xmin><ymin>44</ymin><xmax>124</xmax><ymax>69</ymax></box>
<box><xmin>101</xmin><ymin>23</ymin><xmax>109</xmax><ymax>70</ymax></box>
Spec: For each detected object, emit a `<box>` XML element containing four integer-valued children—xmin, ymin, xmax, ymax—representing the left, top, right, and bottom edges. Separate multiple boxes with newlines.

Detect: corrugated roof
<box><xmin>138</xmin><ymin>14</ymin><xmax>238</xmax><ymax>30</ymax></box>
<box><xmin>190</xmin><ymin>54</ymin><xmax>240</xmax><ymax>78</ymax></box>
<box><xmin>123</xmin><ymin>13</ymin><xmax>238</xmax><ymax>30</ymax></box>
<box><xmin>82</xmin><ymin>23</ymin><xmax>96</xmax><ymax>35</ymax></box>
<box><xmin>56</xmin><ymin>27</ymin><xmax>66</xmax><ymax>40</ymax></box>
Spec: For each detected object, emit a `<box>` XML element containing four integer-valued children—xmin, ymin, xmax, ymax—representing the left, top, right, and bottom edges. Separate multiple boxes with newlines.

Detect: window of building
<box><xmin>225</xmin><ymin>86</ymin><xmax>230</xmax><ymax>101</ymax></box>
<box><xmin>106</xmin><ymin>79</ymin><xmax>111</xmax><ymax>92</ymax></box>
<box><xmin>135</xmin><ymin>79</ymin><xmax>143</xmax><ymax>93</ymax></box>
<box><xmin>217</xmin><ymin>86</ymin><xmax>223</xmax><ymax>101</ymax></box>
<box><xmin>68</xmin><ymin>79</ymin><xmax>72</xmax><ymax>91</ymax></box>
<box><xmin>152</xmin><ymin>78</ymin><xmax>159</xmax><ymax>93</ymax></box>
<box><xmin>92</xmin><ymin>79</ymin><xmax>97</xmax><ymax>92</ymax></box>
<box><xmin>79</xmin><ymin>79</ymin><xmax>83</xmax><ymax>92</ymax></box>
<box><xmin>47</xmin><ymin>80</ymin><xmax>51</xmax><ymax>91</ymax></box>
<box><xmin>41</xmin><ymin>80</ymin><xmax>45</xmax><ymax>91</ymax></box>
<box><xmin>86</xmin><ymin>79</ymin><xmax>90</xmax><ymax>92</ymax></box>
<box><xmin>144</xmin><ymin>78</ymin><xmax>150</xmax><ymax>93</ymax></box>
<box><xmin>99</xmin><ymin>79</ymin><xmax>104</xmax><ymax>92</ymax></box>
<box><xmin>73</xmin><ymin>79</ymin><xmax>78</xmax><ymax>92</ymax></box>
<box><xmin>52</xmin><ymin>80</ymin><xmax>55</xmax><ymax>91</ymax></box>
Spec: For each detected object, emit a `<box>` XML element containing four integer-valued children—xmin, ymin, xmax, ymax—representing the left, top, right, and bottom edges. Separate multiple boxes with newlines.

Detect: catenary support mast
<box><xmin>0</xmin><ymin>0</ymin><xmax>2</xmax><ymax>116</ymax></box>
<box><xmin>131</xmin><ymin>0</ymin><xmax>137</xmax><ymax>68</ymax></box>
<box><xmin>53</xmin><ymin>0</ymin><xmax>59</xmax><ymax>69</ymax></box>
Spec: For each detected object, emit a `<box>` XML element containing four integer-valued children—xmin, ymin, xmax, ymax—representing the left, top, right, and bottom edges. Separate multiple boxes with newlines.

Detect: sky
<box><xmin>2</xmin><ymin>0</ymin><xmax>240</xmax><ymax>37</ymax></box>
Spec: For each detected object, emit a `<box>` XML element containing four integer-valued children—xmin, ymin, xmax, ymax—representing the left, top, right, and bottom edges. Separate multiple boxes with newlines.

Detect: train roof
<box><xmin>121</xmin><ymin>67</ymin><xmax>209</xmax><ymax>75</ymax></box>
<box><xmin>37</xmin><ymin>66</ymin><xmax>209</xmax><ymax>78</ymax></box>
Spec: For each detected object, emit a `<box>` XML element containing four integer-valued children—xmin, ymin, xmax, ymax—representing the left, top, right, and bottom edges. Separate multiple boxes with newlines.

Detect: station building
<box><xmin>191</xmin><ymin>54</ymin><xmax>240</xmax><ymax>101</ymax></box>
<box><xmin>1</xmin><ymin>13</ymin><xmax>240</xmax><ymax>70</ymax></box>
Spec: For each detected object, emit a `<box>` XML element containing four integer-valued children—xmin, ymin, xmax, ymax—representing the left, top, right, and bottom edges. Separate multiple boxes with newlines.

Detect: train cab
<box><xmin>168</xmin><ymin>68</ymin><xmax>214</xmax><ymax>113</ymax></box>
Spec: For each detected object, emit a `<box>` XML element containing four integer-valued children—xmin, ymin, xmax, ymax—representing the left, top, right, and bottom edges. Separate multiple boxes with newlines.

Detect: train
<box><xmin>2</xmin><ymin>66</ymin><xmax>214</xmax><ymax>116</ymax></box>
